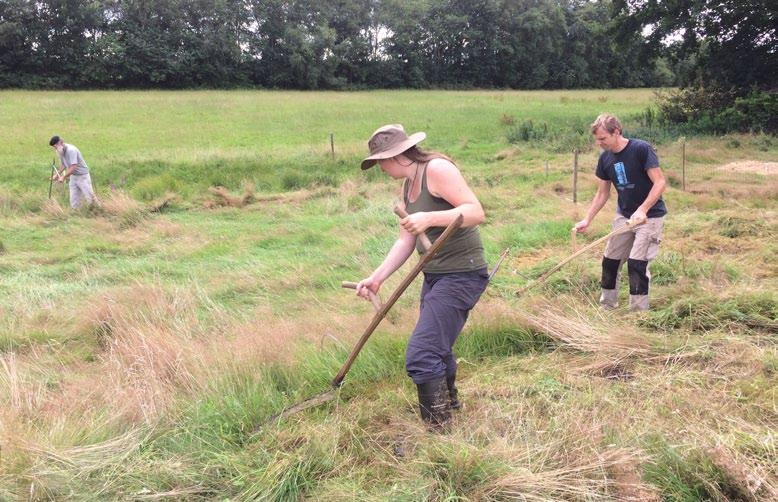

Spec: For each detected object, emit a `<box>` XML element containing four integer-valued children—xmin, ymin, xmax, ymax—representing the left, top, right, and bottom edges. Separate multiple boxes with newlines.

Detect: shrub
<box><xmin>281</xmin><ymin>172</ymin><xmax>309</xmax><ymax>191</ymax></box>
<box><xmin>506</xmin><ymin>120</ymin><xmax>593</xmax><ymax>152</ymax></box>
<box><xmin>507</xmin><ymin>120</ymin><xmax>550</xmax><ymax>143</ymax></box>
<box><xmin>653</xmin><ymin>87</ymin><xmax>778</xmax><ymax>135</ymax></box>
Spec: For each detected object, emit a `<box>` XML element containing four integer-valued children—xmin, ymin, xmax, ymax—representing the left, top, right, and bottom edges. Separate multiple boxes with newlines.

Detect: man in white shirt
<box><xmin>49</xmin><ymin>135</ymin><xmax>96</xmax><ymax>208</ymax></box>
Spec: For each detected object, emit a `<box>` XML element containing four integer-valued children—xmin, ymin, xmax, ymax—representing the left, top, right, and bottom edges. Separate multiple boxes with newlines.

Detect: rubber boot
<box><xmin>600</xmin><ymin>288</ymin><xmax>619</xmax><ymax>309</ymax></box>
<box><xmin>416</xmin><ymin>377</ymin><xmax>451</xmax><ymax>429</ymax></box>
<box><xmin>629</xmin><ymin>294</ymin><xmax>650</xmax><ymax>311</ymax></box>
<box><xmin>446</xmin><ymin>373</ymin><xmax>461</xmax><ymax>410</ymax></box>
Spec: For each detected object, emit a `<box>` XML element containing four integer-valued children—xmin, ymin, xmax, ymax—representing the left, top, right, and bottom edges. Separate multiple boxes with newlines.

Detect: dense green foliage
<box><xmin>651</xmin><ymin>88</ymin><xmax>778</xmax><ymax>135</ymax></box>
<box><xmin>613</xmin><ymin>0</ymin><xmax>777</xmax><ymax>90</ymax></box>
<box><xmin>0</xmin><ymin>0</ymin><xmax>673</xmax><ymax>89</ymax></box>
<box><xmin>614</xmin><ymin>0</ymin><xmax>777</xmax><ymax>134</ymax></box>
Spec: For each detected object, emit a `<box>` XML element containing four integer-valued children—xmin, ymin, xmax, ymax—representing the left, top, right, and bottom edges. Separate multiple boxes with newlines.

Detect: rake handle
<box><xmin>332</xmin><ymin>213</ymin><xmax>464</xmax><ymax>387</ymax></box>
<box><xmin>393</xmin><ymin>205</ymin><xmax>433</xmax><ymax>252</ymax></box>
<box><xmin>341</xmin><ymin>281</ymin><xmax>382</xmax><ymax>312</ymax></box>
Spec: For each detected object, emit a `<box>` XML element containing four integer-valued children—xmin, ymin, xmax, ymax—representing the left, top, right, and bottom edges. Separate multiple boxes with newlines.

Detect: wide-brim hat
<box><xmin>361</xmin><ymin>124</ymin><xmax>426</xmax><ymax>170</ymax></box>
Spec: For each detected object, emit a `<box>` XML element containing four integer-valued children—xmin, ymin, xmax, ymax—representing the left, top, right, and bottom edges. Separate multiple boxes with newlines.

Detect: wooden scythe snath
<box><xmin>515</xmin><ymin>220</ymin><xmax>645</xmax><ymax>296</ymax></box>
<box><xmin>256</xmin><ymin>213</ymin><xmax>464</xmax><ymax>429</ymax></box>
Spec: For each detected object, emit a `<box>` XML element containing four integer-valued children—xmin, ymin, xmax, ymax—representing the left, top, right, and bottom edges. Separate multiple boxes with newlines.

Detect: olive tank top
<box><xmin>404</xmin><ymin>163</ymin><xmax>487</xmax><ymax>274</ymax></box>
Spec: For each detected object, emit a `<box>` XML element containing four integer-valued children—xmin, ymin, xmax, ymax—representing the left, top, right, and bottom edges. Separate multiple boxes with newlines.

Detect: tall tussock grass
<box><xmin>93</xmin><ymin>189</ymin><xmax>150</xmax><ymax>228</ymax></box>
<box><xmin>0</xmin><ymin>187</ymin><xmax>41</xmax><ymax>215</ymax></box>
<box><xmin>458</xmin><ymin>305</ymin><xmax>553</xmax><ymax>359</ymax></box>
<box><xmin>40</xmin><ymin>197</ymin><xmax>66</xmax><ymax>219</ymax></box>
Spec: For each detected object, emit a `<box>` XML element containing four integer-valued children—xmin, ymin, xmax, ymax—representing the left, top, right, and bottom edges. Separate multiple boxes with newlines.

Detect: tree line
<box><xmin>1</xmin><ymin>0</ymin><xmax>679</xmax><ymax>89</ymax></box>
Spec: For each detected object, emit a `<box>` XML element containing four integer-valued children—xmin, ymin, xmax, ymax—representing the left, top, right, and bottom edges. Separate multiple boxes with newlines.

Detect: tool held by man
<box><xmin>48</xmin><ymin>159</ymin><xmax>62</xmax><ymax>199</ymax></box>
<box><xmin>515</xmin><ymin>219</ymin><xmax>646</xmax><ymax>295</ymax></box>
<box><xmin>255</xmin><ymin>212</ymin><xmax>465</xmax><ymax>429</ymax></box>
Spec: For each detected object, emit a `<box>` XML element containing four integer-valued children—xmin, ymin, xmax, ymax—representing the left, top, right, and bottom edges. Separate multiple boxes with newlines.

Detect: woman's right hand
<box><xmin>356</xmin><ymin>276</ymin><xmax>381</xmax><ymax>299</ymax></box>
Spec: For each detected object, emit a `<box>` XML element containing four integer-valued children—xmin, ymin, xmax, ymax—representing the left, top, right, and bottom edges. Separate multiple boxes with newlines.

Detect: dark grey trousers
<box><xmin>405</xmin><ymin>268</ymin><xmax>488</xmax><ymax>385</ymax></box>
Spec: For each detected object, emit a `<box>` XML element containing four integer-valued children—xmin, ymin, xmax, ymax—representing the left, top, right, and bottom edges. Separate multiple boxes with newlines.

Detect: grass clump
<box><xmin>717</xmin><ymin>215</ymin><xmax>766</xmax><ymax>238</ymax></box>
<box><xmin>131</xmin><ymin>173</ymin><xmax>181</xmax><ymax>201</ymax></box>
<box><xmin>642</xmin><ymin>437</ymin><xmax>778</xmax><ymax>502</ymax></box>
<box><xmin>650</xmin><ymin>251</ymin><xmax>713</xmax><ymax>285</ymax></box>
<box><xmin>643</xmin><ymin>291</ymin><xmax>777</xmax><ymax>334</ymax></box>
<box><xmin>423</xmin><ymin>443</ymin><xmax>506</xmax><ymax>497</ymax></box>
<box><xmin>237</xmin><ymin>439</ymin><xmax>335</xmax><ymax>500</ymax></box>
<box><xmin>97</xmin><ymin>189</ymin><xmax>150</xmax><ymax>228</ymax></box>
<box><xmin>642</xmin><ymin>436</ymin><xmax>724</xmax><ymax>501</ymax></box>
<box><xmin>456</xmin><ymin>321</ymin><xmax>551</xmax><ymax>359</ymax></box>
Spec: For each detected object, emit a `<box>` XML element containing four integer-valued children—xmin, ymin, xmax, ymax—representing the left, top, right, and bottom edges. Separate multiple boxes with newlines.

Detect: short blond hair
<box><xmin>590</xmin><ymin>113</ymin><xmax>622</xmax><ymax>135</ymax></box>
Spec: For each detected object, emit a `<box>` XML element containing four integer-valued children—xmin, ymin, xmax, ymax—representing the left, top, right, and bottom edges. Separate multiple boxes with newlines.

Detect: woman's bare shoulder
<box><xmin>426</xmin><ymin>157</ymin><xmax>459</xmax><ymax>176</ymax></box>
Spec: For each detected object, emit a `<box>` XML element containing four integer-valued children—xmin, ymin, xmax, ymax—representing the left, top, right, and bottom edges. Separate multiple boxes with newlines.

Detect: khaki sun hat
<box><xmin>360</xmin><ymin>124</ymin><xmax>426</xmax><ymax>170</ymax></box>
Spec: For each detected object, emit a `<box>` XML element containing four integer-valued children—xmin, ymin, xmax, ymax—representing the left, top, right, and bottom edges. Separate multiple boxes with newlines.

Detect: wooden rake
<box><xmin>257</xmin><ymin>209</ymin><xmax>464</xmax><ymax>428</ymax></box>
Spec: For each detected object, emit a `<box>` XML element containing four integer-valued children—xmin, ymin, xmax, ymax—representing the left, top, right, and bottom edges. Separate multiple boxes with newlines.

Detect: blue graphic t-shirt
<box><xmin>595</xmin><ymin>139</ymin><xmax>667</xmax><ymax>218</ymax></box>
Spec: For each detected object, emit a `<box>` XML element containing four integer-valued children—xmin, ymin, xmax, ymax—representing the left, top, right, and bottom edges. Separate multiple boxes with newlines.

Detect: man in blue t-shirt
<box><xmin>574</xmin><ymin>113</ymin><xmax>667</xmax><ymax>311</ymax></box>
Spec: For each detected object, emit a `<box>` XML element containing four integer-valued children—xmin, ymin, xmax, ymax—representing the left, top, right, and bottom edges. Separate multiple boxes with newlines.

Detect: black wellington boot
<box><xmin>416</xmin><ymin>377</ymin><xmax>451</xmax><ymax>429</ymax></box>
<box><xmin>446</xmin><ymin>373</ymin><xmax>461</xmax><ymax>410</ymax></box>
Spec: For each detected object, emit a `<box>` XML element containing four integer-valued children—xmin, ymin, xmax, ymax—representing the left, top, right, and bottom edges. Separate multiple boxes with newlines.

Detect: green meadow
<box><xmin>1</xmin><ymin>89</ymin><xmax>655</xmax><ymax>196</ymax></box>
<box><xmin>0</xmin><ymin>90</ymin><xmax>776</xmax><ymax>500</ymax></box>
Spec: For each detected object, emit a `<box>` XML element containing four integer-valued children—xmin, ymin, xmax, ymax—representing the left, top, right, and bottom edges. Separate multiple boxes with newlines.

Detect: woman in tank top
<box><xmin>355</xmin><ymin>124</ymin><xmax>489</xmax><ymax>429</ymax></box>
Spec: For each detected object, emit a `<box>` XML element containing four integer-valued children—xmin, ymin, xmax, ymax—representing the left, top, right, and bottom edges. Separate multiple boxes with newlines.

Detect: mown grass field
<box><xmin>0</xmin><ymin>89</ymin><xmax>776</xmax><ymax>500</ymax></box>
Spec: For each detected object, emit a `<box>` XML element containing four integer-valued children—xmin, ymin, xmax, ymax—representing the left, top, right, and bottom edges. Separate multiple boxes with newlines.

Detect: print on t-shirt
<box><xmin>613</xmin><ymin>161</ymin><xmax>634</xmax><ymax>189</ymax></box>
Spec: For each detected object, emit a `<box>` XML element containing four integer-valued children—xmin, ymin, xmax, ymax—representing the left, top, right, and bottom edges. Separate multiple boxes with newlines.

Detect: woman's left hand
<box><xmin>400</xmin><ymin>211</ymin><xmax>431</xmax><ymax>235</ymax></box>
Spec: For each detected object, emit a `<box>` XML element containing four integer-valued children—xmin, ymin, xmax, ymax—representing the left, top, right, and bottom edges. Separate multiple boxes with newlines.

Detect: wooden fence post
<box><xmin>572</xmin><ymin>149</ymin><xmax>579</xmax><ymax>203</ymax></box>
<box><xmin>681</xmin><ymin>139</ymin><xmax>686</xmax><ymax>191</ymax></box>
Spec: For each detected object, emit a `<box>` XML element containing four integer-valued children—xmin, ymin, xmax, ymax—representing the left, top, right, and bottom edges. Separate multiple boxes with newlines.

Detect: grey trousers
<box><xmin>69</xmin><ymin>173</ymin><xmax>95</xmax><ymax>208</ymax></box>
<box><xmin>405</xmin><ymin>268</ymin><xmax>489</xmax><ymax>384</ymax></box>
<box><xmin>601</xmin><ymin>215</ymin><xmax>664</xmax><ymax>311</ymax></box>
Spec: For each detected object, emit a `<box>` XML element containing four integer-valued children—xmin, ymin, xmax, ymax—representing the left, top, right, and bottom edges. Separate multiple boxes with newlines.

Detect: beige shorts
<box><xmin>604</xmin><ymin>215</ymin><xmax>664</xmax><ymax>261</ymax></box>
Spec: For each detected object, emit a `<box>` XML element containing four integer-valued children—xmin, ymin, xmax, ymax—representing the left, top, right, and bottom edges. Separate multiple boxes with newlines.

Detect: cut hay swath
<box><xmin>520</xmin><ymin>303</ymin><xmax>656</xmax><ymax>365</ymax></box>
<box><xmin>519</xmin><ymin>301</ymin><xmax>663</xmax><ymax>380</ymax></box>
<box><xmin>255</xmin><ymin>213</ymin><xmax>464</xmax><ymax>430</ymax></box>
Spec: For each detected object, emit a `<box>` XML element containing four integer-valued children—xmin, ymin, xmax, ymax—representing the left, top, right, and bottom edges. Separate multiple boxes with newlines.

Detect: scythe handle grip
<box><xmin>341</xmin><ymin>281</ymin><xmax>382</xmax><ymax>312</ymax></box>
<box><xmin>393</xmin><ymin>205</ymin><xmax>433</xmax><ymax>252</ymax></box>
